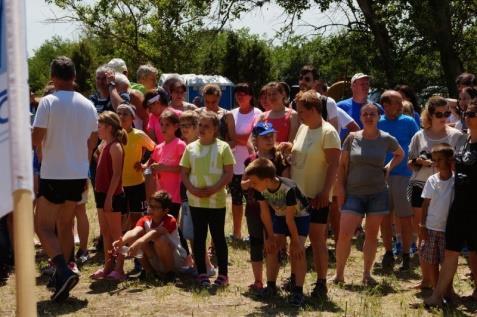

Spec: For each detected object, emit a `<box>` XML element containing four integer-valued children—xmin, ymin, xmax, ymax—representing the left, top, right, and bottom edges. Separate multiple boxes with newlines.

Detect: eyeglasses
<box><xmin>464</xmin><ymin>111</ymin><xmax>477</xmax><ymax>118</ymax></box>
<box><xmin>433</xmin><ymin>111</ymin><xmax>451</xmax><ymax>118</ymax></box>
<box><xmin>299</xmin><ymin>76</ymin><xmax>313</xmax><ymax>82</ymax></box>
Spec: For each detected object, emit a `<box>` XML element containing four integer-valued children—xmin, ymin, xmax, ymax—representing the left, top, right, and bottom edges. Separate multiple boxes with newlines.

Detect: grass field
<box><xmin>0</xmin><ymin>190</ymin><xmax>476</xmax><ymax>316</ymax></box>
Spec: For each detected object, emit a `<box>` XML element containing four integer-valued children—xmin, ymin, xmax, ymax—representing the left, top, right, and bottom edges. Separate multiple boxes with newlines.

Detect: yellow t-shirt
<box><xmin>180</xmin><ymin>139</ymin><xmax>235</xmax><ymax>208</ymax></box>
<box><xmin>122</xmin><ymin>128</ymin><xmax>156</xmax><ymax>187</ymax></box>
<box><xmin>290</xmin><ymin>121</ymin><xmax>341</xmax><ymax>198</ymax></box>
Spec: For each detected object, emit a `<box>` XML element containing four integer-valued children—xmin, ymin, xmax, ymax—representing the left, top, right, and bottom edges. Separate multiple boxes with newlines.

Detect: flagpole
<box><xmin>4</xmin><ymin>0</ymin><xmax>37</xmax><ymax>315</ymax></box>
<box><xmin>13</xmin><ymin>190</ymin><xmax>36</xmax><ymax>317</ymax></box>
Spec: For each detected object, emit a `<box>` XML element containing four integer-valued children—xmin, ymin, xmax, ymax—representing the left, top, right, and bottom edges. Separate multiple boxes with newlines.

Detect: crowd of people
<box><xmin>1</xmin><ymin>55</ymin><xmax>477</xmax><ymax>309</ymax></box>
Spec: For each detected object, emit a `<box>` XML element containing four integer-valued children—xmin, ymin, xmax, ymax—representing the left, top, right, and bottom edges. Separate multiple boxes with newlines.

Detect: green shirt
<box><xmin>180</xmin><ymin>139</ymin><xmax>235</xmax><ymax>208</ymax></box>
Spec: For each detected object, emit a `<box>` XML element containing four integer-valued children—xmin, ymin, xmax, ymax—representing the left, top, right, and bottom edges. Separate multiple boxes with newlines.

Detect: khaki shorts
<box><xmin>388</xmin><ymin>175</ymin><xmax>413</xmax><ymax>217</ymax></box>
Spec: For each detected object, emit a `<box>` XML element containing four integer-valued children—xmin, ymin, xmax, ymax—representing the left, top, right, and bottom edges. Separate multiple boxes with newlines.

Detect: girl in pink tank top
<box><xmin>261</xmin><ymin>82</ymin><xmax>298</xmax><ymax>143</ymax></box>
<box><xmin>92</xmin><ymin>111</ymin><xmax>128</xmax><ymax>281</ymax></box>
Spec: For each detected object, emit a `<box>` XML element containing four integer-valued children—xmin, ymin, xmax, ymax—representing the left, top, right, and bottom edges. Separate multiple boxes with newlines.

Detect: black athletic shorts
<box><xmin>309</xmin><ymin>205</ymin><xmax>330</xmax><ymax>224</ymax></box>
<box><xmin>39</xmin><ymin>179</ymin><xmax>87</xmax><ymax>204</ymax></box>
<box><xmin>124</xmin><ymin>183</ymin><xmax>147</xmax><ymax>214</ymax></box>
<box><xmin>94</xmin><ymin>191</ymin><xmax>127</xmax><ymax>214</ymax></box>
<box><xmin>409</xmin><ymin>184</ymin><xmax>424</xmax><ymax>208</ymax></box>
<box><xmin>445</xmin><ymin>204</ymin><xmax>477</xmax><ymax>252</ymax></box>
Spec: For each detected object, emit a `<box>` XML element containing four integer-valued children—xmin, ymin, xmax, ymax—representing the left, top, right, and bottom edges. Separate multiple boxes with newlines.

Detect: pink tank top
<box><xmin>263</xmin><ymin>108</ymin><xmax>292</xmax><ymax>143</ymax></box>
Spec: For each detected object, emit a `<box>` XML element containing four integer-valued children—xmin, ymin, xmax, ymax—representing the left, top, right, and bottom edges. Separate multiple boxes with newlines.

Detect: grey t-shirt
<box><xmin>343</xmin><ymin>130</ymin><xmax>399</xmax><ymax>195</ymax></box>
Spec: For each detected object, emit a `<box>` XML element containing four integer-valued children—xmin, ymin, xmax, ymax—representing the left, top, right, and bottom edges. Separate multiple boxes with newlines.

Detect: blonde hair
<box><xmin>402</xmin><ymin>100</ymin><xmax>414</xmax><ymax>117</ymax></box>
<box><xmin>98</xmin><ymin>111</ymin><xmax>128</xmax><ymax>145</ymax></box>
<box><xmin>421</xmin><ymin>96</ymin><xmax>448</xmax><ymax>129</ymax></box>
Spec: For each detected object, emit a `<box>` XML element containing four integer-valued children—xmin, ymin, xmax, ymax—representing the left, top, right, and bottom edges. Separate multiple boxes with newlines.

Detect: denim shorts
<box><xmin>341</xmin><ymin>190</ymin><xmax>389</xmax><ymax>216</ymax></box>
<box><xmin>272</xmin><ymin>215</ymin><xmax>310</xmax><ymax>237</ymax></box>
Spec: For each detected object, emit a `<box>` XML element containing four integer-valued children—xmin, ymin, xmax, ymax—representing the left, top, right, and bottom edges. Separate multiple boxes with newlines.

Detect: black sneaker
<box><xmin>259</xmin><ymin>285</ymin><xmax>278</xmax><ymax>299</ymax></box>
<box><xmin>160</xmin><ymin>271</ymin><xmax>176</xmax><ymax>284</ymax></box>
<box><xmin>311</xmin><ymin>279</ymin><xmax>328</xmax><ymax>298</ymax></box>
<box><xmin>289</xmin><ymin>291</ymin><xmax>305</xmax><ymax>307</ymax></box>
<box><xmin>281</xmin><ymin>276</ymin><xmax>296</xmax><ymax>292</ymax></box>
<box><xmin>46</xmin><ymin>270</ymin><xmax>57</xmax><ymax>291</ymax></box>
<box><xmin>51</xmin><ymin>269</ymin><xmax>79</xmax><ymax>302</ymax></box>
<box><xmin>400</xmin><ymin>253</ymin><xmax>411</xmax><ymax>272</ymax></box>
<box><xmin>381</xmin><ymin>251</ymin><xmax>395</xmax><ymax>269</ymax></box>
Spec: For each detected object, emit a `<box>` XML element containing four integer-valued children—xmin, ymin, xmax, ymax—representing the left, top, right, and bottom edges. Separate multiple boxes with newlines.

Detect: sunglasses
<box><xmin>464</xmin><ymin>111</ymin><xmax>477</xmax><ymax>118</ymax></box>
<box><xmin>433</xmin><ymin>111</ymin><xmax>451</xmax><ymax>118</ymax></box>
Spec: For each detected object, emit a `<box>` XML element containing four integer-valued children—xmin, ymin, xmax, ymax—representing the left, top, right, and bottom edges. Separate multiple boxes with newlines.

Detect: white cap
<box><xmin>108</xmin><ymin>58</ymin><xmax>127</xmax><ymax>73</ymax></box>
<box><xmin>351</xmin><ymin>73</ymin><xmax>370</xmax><ymax>85</ymax></box>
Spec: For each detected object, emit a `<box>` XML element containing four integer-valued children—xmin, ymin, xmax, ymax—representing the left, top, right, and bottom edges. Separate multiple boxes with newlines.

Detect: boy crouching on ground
<box><xmin>245</xmin><ymin>157</ymin><xmax>310</xmax><ymax>307</ymax></box>
<box><xmin>113</xmin><ymin>191</ymin><xmax>187</xmax><ymax>282</ymax></box>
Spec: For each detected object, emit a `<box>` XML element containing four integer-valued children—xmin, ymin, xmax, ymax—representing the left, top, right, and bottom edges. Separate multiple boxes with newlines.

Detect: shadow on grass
<box><xmin>242</xmin><ymin>290</ymin><xmax>342</xmax><ymax>316</ymax></box>
<box><xmin>37</xmin><ymin>296</ymin><xmax>88</xmax><ymax>316</ymax></box>
<box><xmin>88</xmin><ymin>279</ymin><xmax>121</xmax><ymax>295</ymax></box>
<box><xmin>342</xmin><ymin>279</ymin><xmax>397</xmax><ymax>296</ymax></box>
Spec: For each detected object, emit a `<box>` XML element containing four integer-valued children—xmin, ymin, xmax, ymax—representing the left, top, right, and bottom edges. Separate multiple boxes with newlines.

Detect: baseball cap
<box><xmin>252</xmin><ymin>122</ymin><xmax>276</xmax><ymax>137</ymax></box>
<box><xmin>351</xmin><ymin>73</ymin><xmax>370</xmax><ymax>85</ymax></box>
<box><xmin>108</xmin><ymin>58</ymin><xmax>128</xmax><ymax>73</ymax></box>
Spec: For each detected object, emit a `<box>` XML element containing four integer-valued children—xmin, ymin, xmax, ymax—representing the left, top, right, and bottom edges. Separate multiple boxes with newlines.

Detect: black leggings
<box><xmin>245</xmin><ymin>205</ymin><xmax>264</xmax><ymax>262</ymax></box>
<box><xmin>190</xmin><ymin>206</ymin><xmax>228</xmax><ymax>276</ymax></box>
<box><xmin>168</xmin><ymin>203</ymin><xmax>190</xmax><ymax>256</ymax></box>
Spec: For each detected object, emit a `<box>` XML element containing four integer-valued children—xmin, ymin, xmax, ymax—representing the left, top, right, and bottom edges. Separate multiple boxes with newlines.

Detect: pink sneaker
<box><xmin>106</xmin><ymin>270</ymin><xmax>127</xmax><ymax>281</ymax></box>
<box><xmin>90</xmin><ymin>268</ymin><xmax>108</xmax><ymax>280</ymax></box>
<box><xmin>214</xmin><ymin>275</ymin><xmax>229</xmax><ymax>287</ymax></box>
<box><xmin>68</xmin><ymin>262</ymin><xmax>80</xmax><ymax>274</ymax></box>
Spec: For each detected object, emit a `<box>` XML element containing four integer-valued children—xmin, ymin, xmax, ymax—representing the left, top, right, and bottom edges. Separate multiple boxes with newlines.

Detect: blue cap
<box><xmin>252</xmin><ymin>122</ymin><xmax>276</xmax><ymax>137</ymax></box>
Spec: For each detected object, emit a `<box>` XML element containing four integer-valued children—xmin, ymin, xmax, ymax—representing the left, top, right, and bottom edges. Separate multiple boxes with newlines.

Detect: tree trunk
<box><xmin>410</xmin><ymin>0</ymin><xmax>463</xmax><ymax>97</ymax></box>
<box><xmin>356</xmin><ymin>0</ymin><xmax>396</xmax><ymax>87</ymax></box>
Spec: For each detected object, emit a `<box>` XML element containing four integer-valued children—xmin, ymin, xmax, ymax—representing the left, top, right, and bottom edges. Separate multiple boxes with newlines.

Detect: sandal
<box><xmin>214</xmin><ymin>275</ymin><xmax>229</xmax><ymax>287</ymax></box>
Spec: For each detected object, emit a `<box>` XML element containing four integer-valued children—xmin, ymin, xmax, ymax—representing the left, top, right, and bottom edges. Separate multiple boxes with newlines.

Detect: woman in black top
<box><xmin>425</xmin><ymin>102</ymin><xmax>477</xmax><ymax>306</ymax></box>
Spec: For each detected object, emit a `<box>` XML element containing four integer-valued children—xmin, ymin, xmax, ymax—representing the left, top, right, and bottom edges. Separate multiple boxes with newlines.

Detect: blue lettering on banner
<box><xmin>0</xmin><ymin>90</ymin><xmax>7</xmax><ymax>124</ymax></box>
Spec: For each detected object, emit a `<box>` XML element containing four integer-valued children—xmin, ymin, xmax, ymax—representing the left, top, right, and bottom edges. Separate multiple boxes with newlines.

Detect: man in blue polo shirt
<box><xmin>337</xmin><ymin>73</ymin><xmax>383</xmax><ymax>133</ymax></box>
<box><xmin>378</xmin><ymin>90</ymin><xmax>419</xmax><ymax>271</ymax></box>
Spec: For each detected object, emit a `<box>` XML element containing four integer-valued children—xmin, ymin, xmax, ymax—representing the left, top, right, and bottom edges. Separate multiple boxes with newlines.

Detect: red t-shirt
<box><xmin>135</xmin><ymin>214</ymin><xmax>177</xmax><ymax>233</ymax></box>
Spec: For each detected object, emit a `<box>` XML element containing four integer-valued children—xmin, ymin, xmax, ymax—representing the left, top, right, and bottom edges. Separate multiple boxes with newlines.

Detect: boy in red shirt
<box><xmin>113</xmin><ymin>191</ymin><xmax>187</xmax><ymax>281</ymax></box>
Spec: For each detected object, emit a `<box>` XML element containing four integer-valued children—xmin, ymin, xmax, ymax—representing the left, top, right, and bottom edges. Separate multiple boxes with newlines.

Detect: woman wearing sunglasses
<box><xmin>425</xmin><ymin>102</ymin><xmax>477</xmax><ymax>306</ymax></box>
<box><xmin>408</xmin><ymin>96</ymin><xmax>464</xmax><ymax>249</ymax></box>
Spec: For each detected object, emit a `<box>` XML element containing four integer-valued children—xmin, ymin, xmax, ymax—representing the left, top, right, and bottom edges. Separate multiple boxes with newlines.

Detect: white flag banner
<box><xmin>0</xmin><ymin>0</ymin><xmax>33</xmax><ymax>218</ymax></box>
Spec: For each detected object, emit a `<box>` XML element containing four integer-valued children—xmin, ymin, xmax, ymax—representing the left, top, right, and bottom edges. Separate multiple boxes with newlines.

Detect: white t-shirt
<box><xmin>33</xmin><ymin>90</ymin><xmax>98</xmax><ymax>179</ymax></box>
<box><xmin>231</xmin><ymin>107</ymin><xmax>262</xmax><ymax>175</ymax></box>
<box><xmin>325</xmin><ymin>96</ymin><xmax>338</xmax><ymax>121</ymax></box>
<box><xmin>421</xmin><ymin>173</ymin><xmax>454</xmax><ymax>232</ymax></box>
<box><xmin>337</xmin><ymin>107</ymin><xmax>354</xmax><ymax>135</ymax></box>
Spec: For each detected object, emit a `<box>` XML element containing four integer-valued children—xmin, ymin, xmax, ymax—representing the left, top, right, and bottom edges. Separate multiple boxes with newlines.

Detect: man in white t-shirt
<box><xmin>294</xmin><ymin>65</ymin><xmax>339</xmax><ymax>131</ymax></box>
<box><xmin>32</xmin><ymin>56</ymin><xmax>98</xmax><ymax>301</ymax></box>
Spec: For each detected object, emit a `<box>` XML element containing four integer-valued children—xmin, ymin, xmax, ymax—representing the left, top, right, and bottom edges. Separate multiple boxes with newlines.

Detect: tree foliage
<box><xmin>31</xmin><ymin>0</ymin><xmax>477</xmax><ymax>98</ymax></box>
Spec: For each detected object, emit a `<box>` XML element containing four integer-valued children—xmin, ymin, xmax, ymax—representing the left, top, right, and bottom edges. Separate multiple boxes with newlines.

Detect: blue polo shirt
<box><xmin>378</xmin><ymin>114</ymin><xmax>419</xmax><ymax>176</ymax></box>
<box><xmin>337</xmin><ymin>98</ymin><xmax>383</xmax><ymax>138</ymax></box>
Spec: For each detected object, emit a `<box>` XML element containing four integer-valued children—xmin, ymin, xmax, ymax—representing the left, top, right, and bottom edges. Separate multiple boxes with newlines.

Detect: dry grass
<box><xmin>0</xmin><ymin>190</ymin><xmax>476</xmax><ymax>316</ymax></box>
